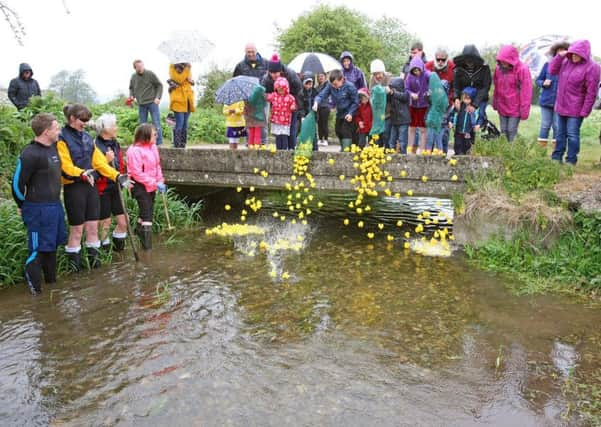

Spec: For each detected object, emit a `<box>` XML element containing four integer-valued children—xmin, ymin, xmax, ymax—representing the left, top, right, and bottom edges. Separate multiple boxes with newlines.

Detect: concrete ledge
<box><xmin>160</xmin><ymin>148</ymin><xmax>500</xmax><ymax>197</ymax></box>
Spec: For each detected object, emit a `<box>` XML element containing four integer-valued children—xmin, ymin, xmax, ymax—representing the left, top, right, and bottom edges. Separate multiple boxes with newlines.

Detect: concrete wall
<box><xmin>160</xmin><ymin>148</ymin><xmax>499</xmax><ymax>197</ymax></box>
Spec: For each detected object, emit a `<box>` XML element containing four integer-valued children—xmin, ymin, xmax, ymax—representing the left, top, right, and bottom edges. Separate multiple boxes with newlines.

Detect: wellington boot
<box><xmin>66</xmin><ymin>252</ymin><xmax>82</xmax><ymax>272</ymax></box>
<box><xmin>537</xmin><ymin>138</ymin><xmax>548</xmax><ymax>148</ymax></box>
<box><xmin>86</xmin><ymin>247</ymin><xmax>102</xmax><ymax>269</ymax></box>
<box><xmin>112</xmin><ymin>236</ymin><xmax>126</xmax><ymax>252</ymax></box>
<box><xmin>340</xmin><ymin>138</ymin><xmax>352</xmax><ymax>152</ymax></box>
<box><xmin>140</xmin><ymin>225</ymin><xmax>153</xmax><ymax>250</ymax></box>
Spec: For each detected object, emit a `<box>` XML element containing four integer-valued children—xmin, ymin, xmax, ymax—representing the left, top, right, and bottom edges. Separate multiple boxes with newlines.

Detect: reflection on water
<box><xmin>0</xmin><ymin>218</ymin><xmax>600</xmax><ymax>426</ymax></box>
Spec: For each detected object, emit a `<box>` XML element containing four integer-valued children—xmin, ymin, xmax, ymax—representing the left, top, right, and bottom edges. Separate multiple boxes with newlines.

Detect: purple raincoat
<box><xmin>549</xmin><ymin>40</ymin><xmax>601</xmax><ymax>118</ymax></box>
<box><xmin>404</xmin><ymin>57</ymin><xmax>430</xmax><ymax>108</ymax></box>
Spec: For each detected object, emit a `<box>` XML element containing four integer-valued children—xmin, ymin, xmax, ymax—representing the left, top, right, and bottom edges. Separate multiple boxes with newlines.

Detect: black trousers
<box><xmin>317</xmin><ymin>106</ymin><xmax>330</xmax><ymax>140</ymax></box>
<box><xmin>454</xmin><ymin>132</ymin><xmax>474</xmax><ymax>155</ymax></box>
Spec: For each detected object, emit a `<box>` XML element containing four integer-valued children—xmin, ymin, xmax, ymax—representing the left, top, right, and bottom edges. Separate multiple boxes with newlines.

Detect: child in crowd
<box><xmin>313</xmin><ymin>69</ymin><xmax>359</xmax><ymax>152</ymax></box>
<box><xmin>354</xmin><ymin>88</ymin><xmax>372</xmax><ymax>148</ymax></box>
<box><xmin>405</xmin><ymin>57</ymin><xmax>430</xmax><ymax>153</ymax></box>
<box><xmin>245</xmin><ymin>85</ymin><xmax>267</xmax><ymax>149</ymax></box>
<box><xmin>266</xmin><ymin>77</ymin><xmax>297</xmax><ymax>150</ymax></box>
<box><xmin>448</xmin><ymin>87</ymin><xmax>481</xmax><ymax>155</ymax></box>
<box><xmin>315</xmin><ymin>72</ymin><xmax>331</xmax><ymax>146</ymax></box>
<box><xmin>125</xmin><ymin>123</ymin><xmax>166</xmax><ymax>250</ymax></box>
<box><xmin>223</xmin><ymin>101</ymin><xmax>246</xmax><ymax>150</ymax></box>
<box><xmin>298</xmin><ymin>72</ymin><xmax>319</xmax><ymax>150</ymax></box>
<box><xmin>386</xmin><ymin>77</ymin><xmax>410</xmax><ymax>153</ymax></box>
<box><xmin>425</xmin><ymin>73</ymin><xmax>449</xmax><ymax>154</ymax></box>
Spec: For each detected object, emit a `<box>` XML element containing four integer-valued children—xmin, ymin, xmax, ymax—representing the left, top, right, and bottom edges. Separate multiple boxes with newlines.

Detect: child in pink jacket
<box><xmin>126</xmin><ymin>123</ymin><xmax>165</xmax><ymax>249</ymax></box>
<box><xmin>266</xmin><ymin>76</ymin><xmax>297</xmax><ymax>150</ymax></box>
<box><xmin>493</xmin><ymin>45</ymin><xmax>532</xmax><ymax>142</ymax></box>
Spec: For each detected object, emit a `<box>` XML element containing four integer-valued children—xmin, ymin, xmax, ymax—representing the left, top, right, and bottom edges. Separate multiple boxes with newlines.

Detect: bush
<box><xmin>188</xmin><ymin>109</ymin><xmax>227</xmax><ymax>143</ymax></box>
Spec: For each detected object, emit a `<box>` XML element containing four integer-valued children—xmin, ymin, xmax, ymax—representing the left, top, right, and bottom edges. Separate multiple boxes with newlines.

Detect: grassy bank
<box><xmin>463</xmin><ymin>107</ymin><xmax>601</xmax><ymax>296</ymax></box>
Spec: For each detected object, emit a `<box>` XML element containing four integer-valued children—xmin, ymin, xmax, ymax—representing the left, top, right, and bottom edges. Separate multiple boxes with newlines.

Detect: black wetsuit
<box><xmin>12</xmin><ymin>140</ymin><xmax>66</xmax><ymax>294</ymax></box>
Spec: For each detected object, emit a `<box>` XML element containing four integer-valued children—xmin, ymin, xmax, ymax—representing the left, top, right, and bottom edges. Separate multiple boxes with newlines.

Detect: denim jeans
<box><xmin>539</xmin><ymin>106</ymin><xmax>557</xmax><ymax>140</ymax></box>
<box><xmin>499</xmin><ymin>115</ymin><xmax>520</xmax><ymax>142</ymax></box>
<box><xmin>378</xmin><ymin>119</ymin><xmax>391</xmax><ymax>148</ymax></box>
<box><xmin>552</xmin><ymin>115</ymin><xmax>583</xmax><ymax>165</ymax></box>
<box><xmin>289</xmin><ymin>111</ymin><xmax>298</xmax><ymax>149</ymax></box>
<box><xmin>174</xmin><ymin>112</ymin><xmax>190</xmax><ymax>132</ymax></box>
<box><xmin>138</xmin><ymin>103</ymin><xmax>163</xmax><ymax>145</ymax></box>
<box><xmin>441</xmin><ymin>126</ymin><xmax>450</xmax><ymax>153</ymax></box>
<box><xmin>426</xmin><ymin>128</ymin><xmax>443</xmax><ymax>151</ymax></box>
<box><xmin>389</xmin><ymin>124</ymin><xmax>409</xmax><ymax>153</ymax></box>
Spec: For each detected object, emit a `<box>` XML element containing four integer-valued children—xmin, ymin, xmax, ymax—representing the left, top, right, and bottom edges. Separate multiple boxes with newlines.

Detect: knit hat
<box><xmin>461</xmin><ymin>86</ymin><xmax>477</xmax><ymax>100</ymax></box>
<box><xmin>370</xmin><ymin>59</ymin><xmax>386</xmax><ymax>73</ymax></box>
<box><xmin>268</xmin><ymin>53</ymin><xmax>283</xmax><ymax>73</ymax></box>
<box><xmin>302</xmin><ymin>71</ymin><xmax>313</xmax><ymax>84</ymax></box>
<box><xmin>358</xmin><ymin>87</ymin><xmax>370</xmax><ymax>99</ymax></box>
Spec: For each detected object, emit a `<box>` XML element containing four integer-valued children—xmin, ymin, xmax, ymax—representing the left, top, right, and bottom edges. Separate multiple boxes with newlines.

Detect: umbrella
<box><xmin>215</xmin><ymin>76</ymin><xmax>260</xmax><ymax>105</ymax></box>
<box><xmin>288</xmin><ymin>52</ymin><xmax>342</xmax><ymax>75</ymax></box>
<box><xmin>519</xmin><ymin>34</ymin><xmax>569</xmax><ymax>75</ymax></box>
<box><xmin>158</xmin><ymin>30</ymin><xmax>215</xmax><ymax>64</ymax></box>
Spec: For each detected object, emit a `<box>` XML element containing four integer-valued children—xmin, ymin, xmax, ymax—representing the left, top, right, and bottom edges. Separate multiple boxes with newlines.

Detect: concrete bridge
<box><xmin>160</xmin><ymin>146</ymin><xmax>499</xmax><ymax>197</ymax></box>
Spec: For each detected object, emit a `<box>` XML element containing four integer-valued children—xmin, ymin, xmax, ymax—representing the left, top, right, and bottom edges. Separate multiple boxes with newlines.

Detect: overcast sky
<box><xmin>2</xmin><ymin>0</ymin><xmax>599</xmax><ymax>101</ymax></box>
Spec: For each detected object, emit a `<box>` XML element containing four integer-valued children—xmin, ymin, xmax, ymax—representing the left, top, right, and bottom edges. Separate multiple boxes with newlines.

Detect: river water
<box><xmin>1</xmin><ymin>194</ymin><xmax>600</xmax><ymax>426</ymax></box>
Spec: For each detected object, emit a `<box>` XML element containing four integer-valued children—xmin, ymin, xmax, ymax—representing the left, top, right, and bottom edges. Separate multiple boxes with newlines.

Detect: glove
<box><xmin>81</xmin><ymin>169</ymin><xmax>95</xmax><ymax>186</ymax></box>
<box><xmin>117</xmin><ymin>174</ymin><xmax>134</xmax><ymax>189</ymax></box>
<box><xmin>157</xmin><ymin>182</ymin><xmax>167</xmax><ymax>193</ymax></box>
<box><xmin>312</xmin><ymin>102</ymin><xmax>318</xmax><ymax>112</ymax></box>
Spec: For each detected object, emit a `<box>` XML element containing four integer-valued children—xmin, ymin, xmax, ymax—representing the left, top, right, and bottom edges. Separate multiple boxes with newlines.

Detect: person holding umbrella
<box><xmin>168</xmin><ymin>63</ymin><xmax>195</xmax><ymax>148</ymax></box>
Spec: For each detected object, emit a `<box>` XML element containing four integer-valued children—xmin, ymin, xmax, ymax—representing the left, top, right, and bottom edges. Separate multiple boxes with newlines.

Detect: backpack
<box><xmin>480</xmin><ymin>119</ymin><xmax>501</xmax><ymax>140</ymax></box>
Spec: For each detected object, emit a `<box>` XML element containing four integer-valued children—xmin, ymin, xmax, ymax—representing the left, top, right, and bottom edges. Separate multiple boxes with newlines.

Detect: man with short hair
<box><xmin>8</xmin><ymin>63</ymin><xmax>41</xmax><ymax>110</ymax></box>
<box><xmin>425</xmin><ymin>48</ymin><xmax>455</xmax><ymax>153</ymax></box>
<box><xmin>402</xmin><ymin>42</ymin><xmax>427</xmax><ymax>77</ymax></box>
<box><xmin>129</xmin><ymin>60</ymin><xmax>164</xmax><ymax>145</ymax></box>
<box><xmin>233</xmin><ymin>43</ymin><xmax>268</xmax><ymax>79</ymax></box>
<box><xmin>12</xmin><ymin>113</ymin><xmax>67</xmax><ymax>295</ymax></box>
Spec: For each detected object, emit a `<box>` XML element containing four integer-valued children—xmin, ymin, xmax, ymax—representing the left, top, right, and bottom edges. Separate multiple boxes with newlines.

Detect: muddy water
<box><xmin>1</xmin><ymin>214</ymin><xmax>600</xmax><ymax>426</ymax></box>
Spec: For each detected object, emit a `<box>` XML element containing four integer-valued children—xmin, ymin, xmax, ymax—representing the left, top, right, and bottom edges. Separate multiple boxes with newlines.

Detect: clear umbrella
<box><xmin>158</xmin><ymin>30</ymin><xmax>215</xmax><ymax>64</ymax></box>
<box><xmin>519</xmin><ymin>34</ymin><xmax>569</xmax><ymax>75</ymax></box>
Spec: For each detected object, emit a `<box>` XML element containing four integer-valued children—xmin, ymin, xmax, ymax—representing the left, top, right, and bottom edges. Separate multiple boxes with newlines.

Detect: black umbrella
<box><xmin>288</xmin><ymin>52</ymin><xmax>342</xmax><ymax>75</ymax></box>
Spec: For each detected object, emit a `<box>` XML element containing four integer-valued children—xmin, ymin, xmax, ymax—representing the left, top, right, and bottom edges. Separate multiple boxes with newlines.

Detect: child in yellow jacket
<box><xmin>223</xmin><ymin>101</ymin><xmax>246</xmax><ymax>149</ymax></box>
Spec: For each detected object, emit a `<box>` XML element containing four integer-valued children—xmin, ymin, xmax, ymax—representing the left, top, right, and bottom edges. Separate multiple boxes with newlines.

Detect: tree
<box><xmin>0</xmin><ymin>1</ymin><xmax>25</xmax><ymax>45</ymax></box>
<box><xmin>48</xmin><ymin>69</ymin><xmax>97</xmax><ymax>104</ymax></box>
<box><xmin>196</xmin><ymin>66</ymin><xmax>231</xmax><ymax>110</ymax></box>
<box><xmin>277</xmin><ymin>5</ymin><xmax>383</xmax><ymax>72</ymax></box>
<box><xmin>369</xmin><ymin>16</ymin><xmax>415</xmax><ymax>75</ymax></box>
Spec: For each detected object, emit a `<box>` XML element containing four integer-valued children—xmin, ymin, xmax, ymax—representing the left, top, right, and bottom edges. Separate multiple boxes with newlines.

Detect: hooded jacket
<box><xmin>315</xmin><ymin>80</ymin><xmax>359</xmax><ymax>119</ymax></box>
<box><xmin>340</xmin><ymin>51</ymin><xmax>367</xmax><ymax>91</ymax></box>
<box><xmin>354</xmin><ymin>90</ymin><xmax>373</xmax><ymax>135</ymax></box>
<box><xmin>425</xmin><ymin>59</ymin><xmax>455</xmax><ymax>105</ymax></box>
<box><xmin>126</xmin><ymin>141</ymin><xmax>164</xmax><ymax>193</ymax></box>
<box><xmin>426</xmin><ymin>74</ymin><xmax>449</xmax><ymax>130</ymax></box>
<box><xmin>168</xmin><ymin>64</ymin><xmax>196</xmax><ymax>113</ymax></box>
<box><xmin>404</xmin><ymin>57</ymin><xmax>431</xmax><ymax>109</ymax></box>
<box><xmin>266</xmin><ymin>77</ymin><xmax>296</xmax><ymax>126</ymax></box>
<box><xmin>453</xmin><ymin>45</ymin><xmax>492</xmax><ymax>108</ymax></box>
<box><xmin>233</xmin><ymin>52</ymin><xmax>268</xmax><ymax>79</ymax></box>
<box><xmin>8</xmin><ymin>63</ymin><xmax>41</xmax><ymax>110</ymax></box>
<box><xmin>387</xmin><ymin>77</ymin><xmax>410</xmax><ymax>126</ymax></box>
<box><xmin>549</xmin><ymin>40</ymin><xmax>601</xmax><ymax>118</ymax></box>
<box><xmin>493</xmin><ymin>45</ymin><xmax>532</xmax><ymax>119</ymax></box>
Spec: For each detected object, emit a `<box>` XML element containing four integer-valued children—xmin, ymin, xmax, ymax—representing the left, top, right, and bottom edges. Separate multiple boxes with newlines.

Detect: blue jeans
<box><xmin>174</xmin><ymin>112</ymin><xmax>190</xmax><ymax>132</ymax></box>
<box><xmin>499</xmin><ymin>115</ymin><xmax>520</xmax><ymax>142</ymax></box>
<box><xmin>552</xmin><ymin>115</ymin><xmax>583</xmax><ymax>165</ymax></box>
<box><xmin>389</xmin><ymin>124</ymin><xmax>408</xmax><ymax>152</ymax></box>
<box><xmin>539</xmin><ymin>106</ymin><xmax>557</xmax><ymax>140</ymax></box>
<box><xmin>426</xmin><ymin>128</ymin><xmax>443</xmax><ymax>151</ymax></box>
<box><xmin>138</xmin><ymin>103</ymin><xmax>163</xmax><ymax>145</ymax></box>
<box><xmin>441</xmin><ymin>126</ymin><xmax>450</xmax><ymax>153</ymax></box>
<box><xmin>377</xmin><ymin>119</ymin><xmax>391</xmax><ymax>148</ymax></box>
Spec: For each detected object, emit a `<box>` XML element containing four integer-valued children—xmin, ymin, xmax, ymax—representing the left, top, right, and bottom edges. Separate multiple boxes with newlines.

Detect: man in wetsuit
<box><xmin>12</xmin><ymin>113</ymin><xmax>67</xmax><ymax>295</ymax></box>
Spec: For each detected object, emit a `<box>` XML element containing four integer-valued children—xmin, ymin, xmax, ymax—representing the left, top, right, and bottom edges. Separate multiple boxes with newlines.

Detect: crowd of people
<box><xmin>229</xmin><ymin>40</ymin><xmax>600</xmax><ymax>163</ymax></box>
<box><xmin>6</xmin><ymin>38</ymin><xmax>601</xmax><ymax>295</ymax></box>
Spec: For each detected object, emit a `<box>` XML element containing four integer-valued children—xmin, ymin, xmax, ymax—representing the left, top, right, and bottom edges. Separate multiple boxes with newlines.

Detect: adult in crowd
<box><xmin>93</xmin><ymin>113</ymin><xmax>129</xmax><ymax>252</ymax></box>
<box><xmin>549</xmin><ymin>40</ymin><xmax>601</xmax><ymax>165</ymax></box>
<box><xmin>535</xmin><ymin>41</ymin><xmax>569</xmax><ymax>148</ymax></box>
<box><xmin>453</xmin><ymin>45</ymin><xmax>492</xmax><ymax>122</ymax></box>
<box><xmin>57</xmin><ymin>104</ymin><xmax>129</xmax><ymax>271</ymax></box>
<box><xmin>340</xmin><ymin>51</ymin><xmax>367</xmax><ymax>91</ymax></box>
<box><xmin>402</xmin><ymin>42</ymin><xmax>427</xmax><ymax>77</ymax></box>
<box><xmin>368</xmin><ymin>59</ymin><xmax>391</xmax><ymax>144</ymax></box>
<box><xmin>315</xmin><ymin>72</ymin><xmax>332</xmax><ymax>146</ymax></box>
<box><xmin>168</xmin><ymin>63</ymin><xmax>195</xmax><ymax>148</ymax></box>
<box><xmin>233</xmin><ymin>42</ymin><xmax>268</xmax><ymax>78</ymax></box>
<box><xmin>492</xmin><ymin>45</ymin><xmax>533</xmax><ymax>142</ymax></box>
<box><xmin>129</xmin><ymin>60</ymin><xmax>163</xmax><ymax>145</ymax></box>
<box><xmin>425</xmin><ymin>48</ymin><xmax>455</xmax><ymax>153</ymax></box>
<box><xmin>8</xmin><ymin>63</ymin><xmax>41</xmax><ymax>110</ymax></box>
<box><xmin>262</xmin><ymin>54</ymin><xmax>302</xmax><ymax>147</ymax></box>
<box><xmin>11</xmin><ymin>113</ymin><xmax>66</xmax><ymax>295</ymax></box>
